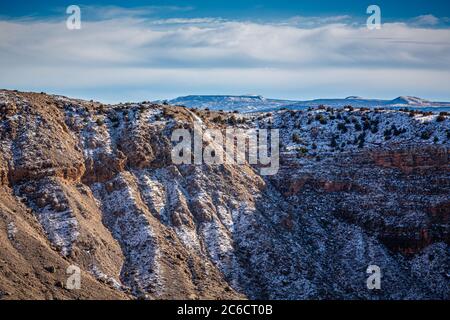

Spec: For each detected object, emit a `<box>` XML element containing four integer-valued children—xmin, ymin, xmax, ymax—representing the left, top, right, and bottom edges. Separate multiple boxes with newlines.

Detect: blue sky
<box><xmin>2</xmin><ymin>0</ymin><xmax>450</xmax><ymax>20</ymax></box>
<box><xmin>0</xmin><ymin>1</ymin><xmax>450</xmax><ymax>102</ymax></box>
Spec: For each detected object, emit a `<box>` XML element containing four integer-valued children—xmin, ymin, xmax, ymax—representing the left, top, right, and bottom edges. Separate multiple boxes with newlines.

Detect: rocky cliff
<box><xmin>0</xmin><ymin>90</ymin><xmax>448</xmax><ymax>300</ymax></box>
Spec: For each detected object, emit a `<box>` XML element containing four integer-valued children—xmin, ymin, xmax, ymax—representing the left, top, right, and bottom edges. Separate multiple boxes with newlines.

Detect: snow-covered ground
<box><xmin>165</xmin><ymin>95</ymin><xmax>450</xmax><ymax>113</ymax></box>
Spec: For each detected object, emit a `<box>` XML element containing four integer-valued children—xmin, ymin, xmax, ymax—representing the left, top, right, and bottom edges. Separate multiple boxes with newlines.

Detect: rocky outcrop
<box><xmin>0</xmin><ymin>90</ymin><xmax>448</xmax><ymax>300</ymax></box>
<box><xmin>370</xmin><ymin>146</ymin><xmax>449</xmax><ymax>174</ymax></box>
<box><xmin>0</xmin><ymin>154</ymin><xmax>7</xmax><ymax>186</ymax></box>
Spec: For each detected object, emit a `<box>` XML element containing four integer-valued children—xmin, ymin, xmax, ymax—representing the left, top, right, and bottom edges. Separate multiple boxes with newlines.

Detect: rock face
<box><xmin>0</xmin><ymin>90</ymin><xmax>449</xmax><ymax>300</ymax></box>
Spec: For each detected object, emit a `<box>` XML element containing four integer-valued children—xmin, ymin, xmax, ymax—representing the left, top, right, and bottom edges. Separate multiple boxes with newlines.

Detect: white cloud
<box><xmin>284</xmin><ymin>15</ymin><xmax>352</xmax><ymax>27</ymax></box>
<box><xmin>80</xmin><ymin>5</ymin><xmax>194</xmax><ymax>20</ymax></box>
<box><xmin>0</xmin><ymin>15</ymin><xmax>449</xmax><ymax>102</ymax></box>
<box><xmin>411</xmin><ymin>14</ymin><xmax>440</xmax><ymax>26</ymax></box>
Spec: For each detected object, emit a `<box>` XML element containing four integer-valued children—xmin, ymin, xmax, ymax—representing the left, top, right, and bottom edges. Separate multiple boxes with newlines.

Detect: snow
<box><xmin>256</xmin><ymin>108</ymin><xmax>449</xmax><ymax>159</ymax></box>
<box><xmin>90</xmin><ymin>264</ymin><xmax>125</xmax><ymax>291</ymax></box>
<box><xmin>7</xmin><ymin>222</ymin><xmax>17</xmax><ymax>241</ymax></box>
<box><xmin>2</xmin><ymin>90</ymin><xmax>448</xmax><ymax>299</ymax></box>
<box><xmin>37</xmin><ymin>206</ymin><xmax>79</xmax><ymax>256</ymax></box>
<box><xmin>91</xmin><ymin>173</ymin><xmax>164</xmax><ymax>296</ymax></box>
<box><xmin>166</xmin><ymin>95</ymin><xmax>450</xmax><ymax>113</ymax></box>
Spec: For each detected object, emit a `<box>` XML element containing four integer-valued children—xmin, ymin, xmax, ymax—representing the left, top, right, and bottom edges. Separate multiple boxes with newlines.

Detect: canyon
<box><xmin>0</xmin><ymin>90</ymin><xmax>448</xmax><ymax>300</ymax></box>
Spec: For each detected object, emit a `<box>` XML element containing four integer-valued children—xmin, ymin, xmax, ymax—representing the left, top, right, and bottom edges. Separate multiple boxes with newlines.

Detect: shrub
<box><xmin>330</xmin><ymin>136</ymin><xmax>338</xmax><ymax>148</ymax></box>
<box><xmin>337</xmin><ymin>123</ymin><xmax>348</xmax><ymax>133</ymax></box>
<box><xmin>228</xmin><ymin>115</ymin><xmax>238</xmax><ymax>125</ymax></box>
<box><xmin>354</xmin><ymin>122</ymin><xmax>362</xmax><ymax>131</ymax></box>
<box><xmin>315</xmin><ymin>114</ymin><xmax>328</xmax><ymax>124</ymax></box>
<box><xmin>344</xmin><ymin>105</ymin><xmax>354</xmax><ymax>111</ymax></box>
<box><xmin>357</xmin><ymin>133</ymin><xmax>366</xmax><ymax>148</ymax></box>
<box><xmin>292</xmin><ymin>133</ymin><xmax>302</xmax><ymax>144</ymax></box>
<box><xmin>297</xmin><ymin>147</ymin><xmax>308</xmax><ymax>155</ymax></box>
<box><xmin>108</xmin><ymin>114</ymin><xmax>119</xmax><ymax>123</ymax></box>
<box><xmin>212</xmin><ymin>116</ymin><xmax>222</xmax><ymax>123</ymax></box>
<box><xmin>96</xmin><ymin>118</ymin><xmax>104</xmax><ymax>126</ymax></box>
<box><xmin>392</xmin><ymin>126</ymin><xmax>403</xmax><ymax>136</ymax></box>
<box><xmin>358</xmin><ymin>139</ymin><xmax>365</xmax><ymax>148</ymax></box>
<box><xmin>420</xmin><ymin>131</ymin><xmax>431</xmax><ymax>140</ymax></box>
<box><xmin>363</xmin><ymin>120</ymin><xmax>371</xmax><ymax>131</ymax></box>
<box><xmin>371</xmin><ymin>126</ymin><xmax>379</xmax><ymax>134</ymax></box>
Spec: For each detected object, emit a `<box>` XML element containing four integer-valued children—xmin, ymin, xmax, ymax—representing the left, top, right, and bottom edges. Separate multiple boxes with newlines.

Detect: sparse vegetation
<box><xmin>212</xmin><ymin>116</ymin><xmax>222</xmax><ymax>123</ymax></box>
<box><xmin>292</xmin><ymin>133</ymin><xmax>302</xmax><ymax>144</ymax></box>
<box><xmin>437</xmin><ymin>113</ymin><xmax>446</xmax><ymax>122</ymax></box>
<box><xmin>314</xmin><ymin>114</ymin><xmax>328</xmax><ymax>125</ymax></box>
<box><xmin>420</xmin><ymin>131</ymin><xmax>431</xmax><ymax>140</ymax></box>
<box><xmin>296</xmin><ymin>147</ymin><xmax>308</xmax><ymax>157</ymax></box>
<box><xmin>228</xmin><ymin>115</ymin><xmax>238</xmax><ymax>125</ymax></box>
<box><xmin>330</xmin><ymin>135</ymin><xmax>338</xmax><ymax>148</ymax></box>
<box><xmin>344</xmin><ymin>105</ymin><xmax>354</xmax><ymax>111</ymax></box>
<box><xmin>337</xmin><ymin>123</ymin><xmax>348</xmax><ymax>133</ymax></box>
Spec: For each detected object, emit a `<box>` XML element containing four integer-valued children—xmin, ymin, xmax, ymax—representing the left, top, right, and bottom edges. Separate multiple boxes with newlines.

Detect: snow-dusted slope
<box><xmin>166</xmin><ymin>95</ymin><xmax>450</xmax><ymax>113</ymax></box>
<box><xmin>0</xmin><ymin>90</ymin><xmax>449</xmax><ymax>300</ymax></box>
<box><xmin>166</xmin><ymin>95</ymin><xmax>296</xmax><ymax>113</ymax></box>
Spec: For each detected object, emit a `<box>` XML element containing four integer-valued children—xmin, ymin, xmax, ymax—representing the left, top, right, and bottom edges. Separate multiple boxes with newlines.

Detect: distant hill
<box><xmin>164</xmin><ymin>95</ymin><xmax>450</xmax><ymax>113</ymax></box>
<box><xmin>165</xmin><ymin>95</ymin><xmax>296</xmax><ymax>113</ymax></box>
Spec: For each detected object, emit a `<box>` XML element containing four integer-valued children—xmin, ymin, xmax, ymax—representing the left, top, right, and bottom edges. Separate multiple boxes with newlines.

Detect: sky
<box><xmin>0</xmin><ymin>1</ymin><xmax>450</xmax><ymax>103</ymax></box>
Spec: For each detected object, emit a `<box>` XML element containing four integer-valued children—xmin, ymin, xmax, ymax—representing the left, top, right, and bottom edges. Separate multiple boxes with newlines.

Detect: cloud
<box><xmin>76</xmin><ymin>5</ymin><xmax>194</xmax><ymax>20</ymax></box>
<box><xmin>411</xmin><ymin>14</ymin><xmax>440</xmax><ymax>26</ymax></box>
<box><xmin>0</xmin><ymin>14</ymin><xmax>449</xmax><ymax>102</ymax></box>
<box><xmin>284</xmin><ymin>15</ymin><xmax>352</xmax><ymax>27</ymax></box>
